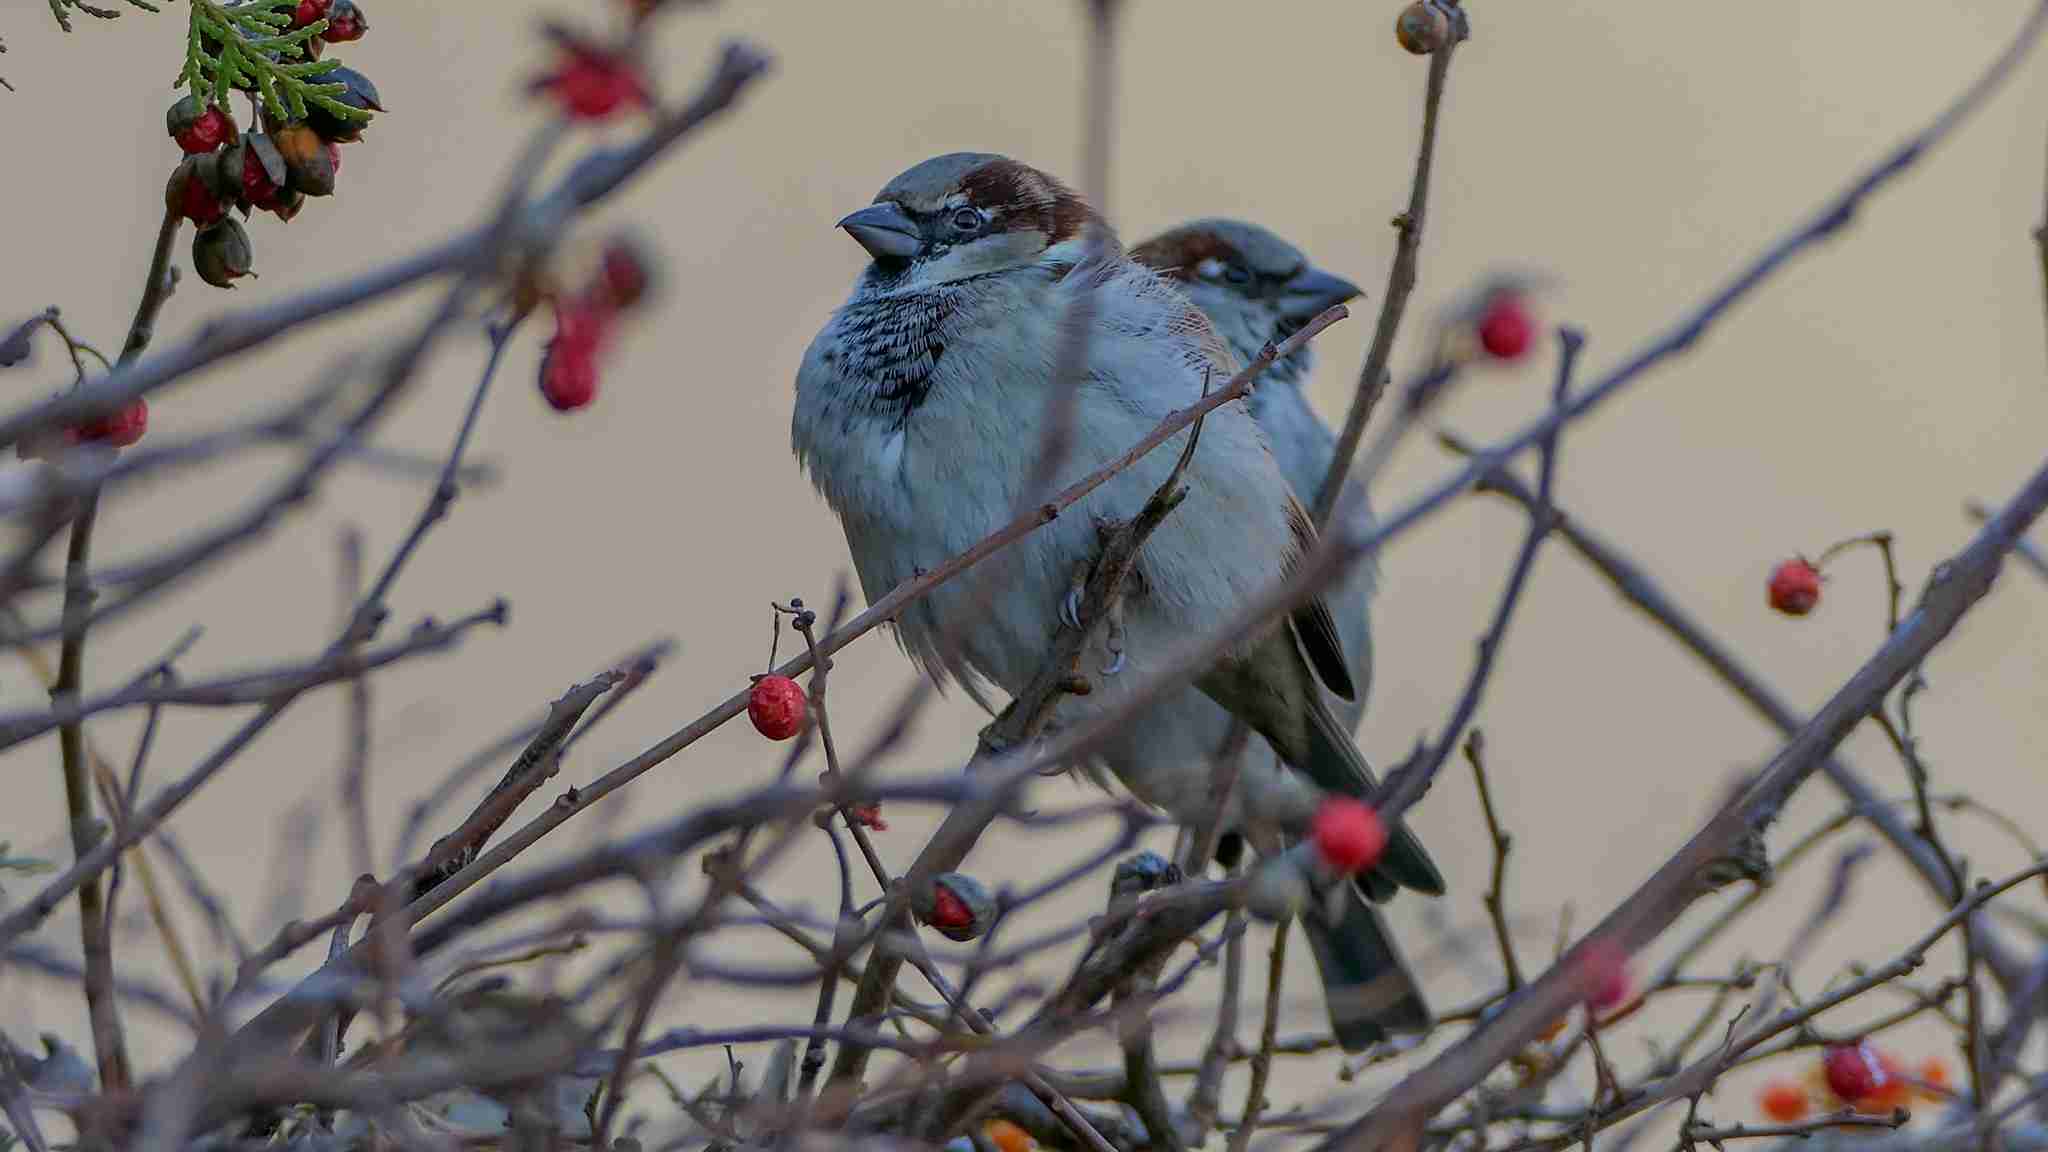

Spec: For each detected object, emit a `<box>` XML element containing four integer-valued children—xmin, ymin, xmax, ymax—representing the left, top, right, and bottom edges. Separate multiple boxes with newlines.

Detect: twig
<box><xmin>1321</xmin><ymin>434</ymin><xmax>2048</xmax><ymax>1152</ymax></box>
<box><xmin>1228</xmin><ymin>921</ymin><xmax>1291</xmax><ymax>1152</ymax></box>
<box><xmin>1466</xmin><ymin>731</ymin><xmax>1525</xmax><ymax>992</ymax></box>
<box><xmin>1456</xmin><ymin>446</ymin><xmax>2026</xmax><ymax>993</ymax></box>
<box><xmin>0</xmin><ymin>43</ymin><xmax>772</xmax><ymax>454</ymax></box>
<box><xmin>790</xmin><ymin>596</ymin><xmax>890</xmax><ymax>892</ymax></box>
<box><xmin>47</xmin><ymin>201</ymin><xmax>182</xmax><ymax>1098</ymax></box>
<box><xmin>7</xmin><ymin>620</ymin><xmax>206</xmax><ymax>1017</ymax></box>
<box><xmin>1</xmin><ymin>609</ymin><xmax>501</xmax><ymax>752</ymax></box>
<box><xmin>1375</xmin><ymin>326</ymin><xmax>1580</xmax><ymax>824</ymax></box>
<box><xmin>1188</xmin><ymin>857</ymin><xmax>1244</xmax><ymax>1142</ymax></box>
<box><xmin>1313</xmin><ymin>20</ymin><xmax>1463</xmax><ymax>527</ymax></box>
<box><xmin>1685</xmin><ymin>1108</ymin><xmax>1907</xmax><ymax>1144</ymax></box>
<box><xmin>1482</xmin><ymin>857</ymin><xmax>2048</xmax><ymax>1152</ymax></box>
<box><xmin>1967</xmin><ymin>500</ymin><xmax>2048</xmax><ymax>580</ymax></box>
<box><xmin>407</xmin><ymin>665</ymin><xmax>626</xmax><ymax>902</ymax></box>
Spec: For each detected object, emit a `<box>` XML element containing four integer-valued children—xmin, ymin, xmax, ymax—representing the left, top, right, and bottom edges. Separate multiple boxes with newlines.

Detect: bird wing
<box><xmin>1282</xmin><ymin>495</ymin><xmax>1357</xmax><ymax>703</ymax></box>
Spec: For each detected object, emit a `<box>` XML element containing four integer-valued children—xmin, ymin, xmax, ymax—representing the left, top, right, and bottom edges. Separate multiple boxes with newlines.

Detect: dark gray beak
<box><xmin>838</xmin><ymin>202</ymin><xmax>922</xmax><ymax>262</ymax></box>
<box><xmin>1280</xmin><ymin>266</ymin><xmax>1363</xmax><ymax>320</ymax></box>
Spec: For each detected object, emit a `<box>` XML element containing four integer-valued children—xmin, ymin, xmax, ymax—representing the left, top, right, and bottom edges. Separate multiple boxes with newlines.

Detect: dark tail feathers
<box><xmin>1301</xmin><ymin>885</ymin><xmax>1432</xmax><ymax>1051</ymax></box>
<box><xmin>1303</xmin><ymin>696</ymin><xmax>1445</xmax><ymax>897</ymax></box>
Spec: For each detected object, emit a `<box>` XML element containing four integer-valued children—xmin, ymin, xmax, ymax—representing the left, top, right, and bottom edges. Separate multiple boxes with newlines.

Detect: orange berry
<box><xmin>1916</xmin><ymin>1055</ymin><xmax>1952</xmax><ymax>1100</ymax></box>
<box><xmin>1860</xmin><ymin>1049</ymin><xmax>1910</xmax><ymax>1111</ymax></box>
<box><xmin>985</xmin><ymin>1119</ymin><xmax>1032</xmax><ymax>1152</ymax></box>
<box><xmin>1759</xmin><ymin>1079</ymin><xmax>1810</xmax><ymax>1123</ymax></box>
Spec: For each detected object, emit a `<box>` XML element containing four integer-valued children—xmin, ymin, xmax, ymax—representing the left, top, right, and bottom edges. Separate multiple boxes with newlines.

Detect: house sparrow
<box><xmin>1126</xmin><ymin>219</ymin><xmax>1428</xmax><ymax>1047</ymax></box>
<box><xmin>791</xmin><ymin>154</ymin><xmax>1441</xmax><ymax>1049</ymax></box>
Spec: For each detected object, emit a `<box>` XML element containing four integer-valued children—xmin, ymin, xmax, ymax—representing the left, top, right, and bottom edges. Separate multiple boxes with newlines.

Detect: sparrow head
<box><xmin>1131</xmin><ymin>218</ymin><xmax>1361</xmax><ymax>381</ymax></box>
<box><xmin>837</xmin><ymin>152</ymin><xmax>1105</xmax><ymax>289</ymax></box>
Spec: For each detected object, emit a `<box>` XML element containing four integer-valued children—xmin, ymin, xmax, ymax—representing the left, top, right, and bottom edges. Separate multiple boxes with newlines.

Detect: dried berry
<box><xmin>168</xmin><ymin>159</ymin><xmax>228</xmax><ymax>227</ymax></box>
<box><xmin>193</xmin><ymin>219</ymin><xmax>256</xmax><ymax>289</ymax></box>
<box><xmin>236</xmin><ymin>134</ymin><xmax>289</xmax><ymax>210</ymax></box>
<box><xmin>1768</xmin><ymin>558</ymin><xmax>1823</xmax><ymax>617</ymax></box>
<box><xmin>1478</xmin><ymin>293</ymin><xmax>1535</xmax><ymax>360</ymax></box>
<box><xmin>1822</xmin><ymin>1042</ymin><xmax>1889</xmax><ymax>1105</ymax></box>
<box><xmin>747</xmin><ymin>675</ymin><xmax>805</xmax><ymax>741</ymax></box>
<box><xmin>321</xmin><ymin>0</ymin><xmax>367</xmax><ymax>42</ymax></box>
<box><xmin>1395</xmin><ymin>1</ymin><xmax>1451</xmax><ymax>55</ymax></box>
<box><xmin>266</xmin><ymin>185</ymin><xmax>307</xmax><ymax>223</ymax></box>
<box><xmin>272</xmin><ymin>122</ymin><xmax>337</xmax><ymax>196</ymax></box>
<box><xmin>305</xmin><ymin>65</ymin><xmax>381</xmax><ymax>142</ymax></box>
<box><xmin>1310</xmin><ymin>797</ymin><xmax>1386</xmax><ymax>875</ymax></box>
<box><xmin>1758</xmin><ymin>1079</ymin><xmax>1810</xmax><ymax>1123</ymax></box>
<box><xmin>534</xmin><ymin>44</ymin><xmax>648</xmax><ymax>121</ymax></box>
<box><xmin>849</xmin><ymin>803</ymin><xmax>887</xmax><ymax>832</ymax></box>
<box><xmin>167</xmin><ymin>95</ymin><xmax>237</xmax><ymax>155</ymax></box>
<box><xmin>76</xmin><ymin>398</ymin><xmax>148</xmax><ymax>448</ymax></box>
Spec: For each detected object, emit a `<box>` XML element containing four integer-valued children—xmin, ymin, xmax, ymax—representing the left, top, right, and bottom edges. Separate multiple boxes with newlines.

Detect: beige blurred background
<box><xmin>4</xmin><ymin>0</ymin><xmax>2048</xmax><ymax>1133</ymax></box>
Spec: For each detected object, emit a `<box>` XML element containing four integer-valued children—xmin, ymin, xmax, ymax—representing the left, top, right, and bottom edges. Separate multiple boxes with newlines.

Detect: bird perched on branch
<box><xmin>1125</xmin><ymin>218</ymin><xmax>1427</xmax><ymax>1046</ymax></box>
<box><xmin>791</xmin><ymin>154</ymin><xmax>1442</xmax><ymax>1049</ymax></box>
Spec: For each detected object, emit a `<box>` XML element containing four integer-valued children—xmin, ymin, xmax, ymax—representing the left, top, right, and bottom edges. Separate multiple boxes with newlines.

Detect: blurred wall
<box><xmin>2</xmin><ymin>0</ymin><xmax>2046</xmax><ymax>1120</ymax></box>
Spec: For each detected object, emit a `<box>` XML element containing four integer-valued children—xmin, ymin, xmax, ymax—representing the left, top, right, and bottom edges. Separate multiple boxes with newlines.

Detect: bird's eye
<box><xmin>1224</xmin><ymin>264</ymin><xmax>1251</xmax><ymax>286</ymax></box>
<box><xmin>949</xmin><ymin>206</ymin><xmax>983</xmax><ymax>233</ymax></box>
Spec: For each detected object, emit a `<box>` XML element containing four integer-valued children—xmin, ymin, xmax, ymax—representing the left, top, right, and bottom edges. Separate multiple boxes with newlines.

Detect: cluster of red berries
<box><xmin>1756</xmin><ymin>1040</ymin><xmax>1950</xmax><ymax>1122</ymax></box>
<box><xmin>537</xmin><ymin>240</ymin><xmax>653</xmax><ymax>413</ymax></box>
<box><xmin>166</xmin><ymin>0</ymin><xmax>378</xmax><ymax>293</ymax></box>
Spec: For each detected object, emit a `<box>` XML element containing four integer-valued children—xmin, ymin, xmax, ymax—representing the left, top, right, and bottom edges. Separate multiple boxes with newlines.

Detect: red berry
<box><xmin>293</xmin><ymin>0</ymin><xmax>330</xmax><ymax>28</ymax></box>
<box><xmin>241</xmin><ymin>149</ymin><xmax>281</xmax><ymax>208</ymax></box>
<box><xmin>1759</xmin><ymin>1079</ymin><xmax>1810</xmax><ymax>1123</ymax></box>
<box><xmin>176</xmin><ymin>168</ymin><xmax>227</xmax><ymax>227</ymax></box>
<box><xmin>1822</xmin><ymin>1042</ymin><xmax>1889</xmax><ymax>1104</ymax></box>
<box><xmin>175</xmin><ymin>105</ymin><xmax>234</xmax><ymax>155</ymax></box>
<box><xmin>1768</xmin><ymin>558</ymin><xmax>1823</xmax><ymax>616</ymax></box>
<box><xmin>539</xmin><ymin>343</ymin><xmax>598</xmax><ymax>411</ymax></box>
<box><xmin>1310</xmin><ymin>797</ymin><xmax>1386</xmax><ymax>875</ymax></box>
<box><xmin>321</xmin><ymin>1</ymin><xmax>366</xmax><ymax>43</ymax></box>
<box><xmin>747</xmin><ymin>675</ymin><xmax>806</xmax><ymax>741</ymax></box>
<box><xmin>76</xmin><ymin>399</ymin><xmax>149</xmax><ymax>449</ymax></box>
<box><xmin>1577</xmin><ymin>938</ymin><xmax>1632</xmax><ymax>1012</ymax></box>
<box><xmin>538</xmin><ymin>299</ymin><xmax>613</xmax><ymax>412</ymax></box>
<box><xmin>536</xmin><ymin>48</ymin><xmax>648</xmax><ymax>121</ymax></box>
<box><xmin>929</xmin><ymin>883</ymin><xmax>973</xmax><ymax>931</ymax></box>
<box><xmin>1477</xmin><ymin>294</ymin><xmax>1535</xmax><ymax>360</ymax></box>
<box><xmin>850</xmin><ymin>803</ymin><xmax>888</xmax><ymax>832</ymax></box>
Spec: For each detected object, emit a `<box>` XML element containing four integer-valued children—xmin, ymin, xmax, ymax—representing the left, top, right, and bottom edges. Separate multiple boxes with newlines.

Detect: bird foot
<box><xmin>1100</xmin><ymin>595</ymin><xmax>1126</xmax><ymax>676</ymax></box>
